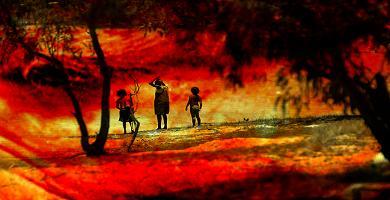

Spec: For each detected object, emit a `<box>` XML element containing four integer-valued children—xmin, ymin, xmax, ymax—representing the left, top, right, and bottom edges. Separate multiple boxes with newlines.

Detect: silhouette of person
<box><xmin>116</xmin><ymin>89</ymin><xmax>131</xmax><ymax>134</ymax></box>
<box><xmin>185</xmin><ymin>87</ymin><xmax>202</xmax><ymax>127</ymax></box>
<box><xmin>149</xmin><ymin>77</ymin><xmax>169</xmax><ymax>129</ymax></box>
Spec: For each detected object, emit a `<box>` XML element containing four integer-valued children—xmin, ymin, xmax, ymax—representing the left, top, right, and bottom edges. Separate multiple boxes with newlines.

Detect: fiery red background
<box><xmin>1</xmin><ymin>28</ymin><xmax>368</xmax><ymax>134</ymax></box>
<box><xmin>0</xmin><ymin>28</ymin><xmax>387</xmax><ymax>199</ymax></box>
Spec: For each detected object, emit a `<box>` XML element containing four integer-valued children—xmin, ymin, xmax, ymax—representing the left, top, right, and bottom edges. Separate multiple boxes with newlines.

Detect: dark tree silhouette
<box><xmin>1</xmin><ymin>0</ymin><xmax>389</xmax><ymax>159</ymax></box>
<box><xmin>0</xmin><ymin>0</ymin><xmax>104</xmax><ymax>156</ymax></box>
<box><xmin>0</xmin><ymin>0</ymin><xmax>160</xmax><ymax>155</ymax></box>
<box><xmin>166</xmin><ymin>0</ymin><xmax>390</xmax><ymax>159</ymax></box>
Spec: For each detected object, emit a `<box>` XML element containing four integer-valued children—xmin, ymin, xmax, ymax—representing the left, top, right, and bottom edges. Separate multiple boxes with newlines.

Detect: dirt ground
<box><xmin>0</xmin><ymin>116</ymin><xmax>389</xmax><ymax>199</ymax></box>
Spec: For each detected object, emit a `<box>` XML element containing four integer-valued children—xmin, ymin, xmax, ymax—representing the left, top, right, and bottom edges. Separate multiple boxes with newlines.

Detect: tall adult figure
<box><xmin>149</xmin><ymin>77</ymin><xmax>170</xmax><ymax>129</ymax></box>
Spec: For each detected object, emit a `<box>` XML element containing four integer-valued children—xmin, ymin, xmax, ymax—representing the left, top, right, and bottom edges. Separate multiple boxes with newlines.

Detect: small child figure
<box><xmin>185</xmin><ymin>87</ymin><xmax>202</xmax><ymax>127</ymax></box>
<box><xmin>116</xmin><ymin>89</ymin><xmax>130</xmax><ymax>134</ymax></box>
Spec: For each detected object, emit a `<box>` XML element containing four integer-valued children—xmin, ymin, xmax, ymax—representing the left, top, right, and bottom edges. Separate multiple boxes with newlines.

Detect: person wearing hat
<box><xmin>149</xmin><ymin>77</ymin><xmax>170</xmax><ymax>129</ymax></box>
<box><xmin>185</xmin><ymin>87</ymin><xmax>202</xmax><ymax>127</ymax></box>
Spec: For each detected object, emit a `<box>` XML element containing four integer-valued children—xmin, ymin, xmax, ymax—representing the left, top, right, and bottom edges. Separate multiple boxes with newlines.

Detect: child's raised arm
<box><xmin>149</xmin><ymin>80</ymin><xmax>156</xmax><ymax>87</ymax></box>
<box><xmin>149</xmin><ymin>77</ymin><xmax>160</xmax><ymax>87</ymax></box>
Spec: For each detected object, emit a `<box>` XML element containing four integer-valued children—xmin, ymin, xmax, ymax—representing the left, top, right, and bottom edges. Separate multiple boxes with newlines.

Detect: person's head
<box><xmin>191</xmin><ymin>87</ymin><xmax>200</xmax><ymax>95</ymax></box>
<box><xmin>155</xmin><ymin>79</ymin><xmax>165</xmax><ymax>86</ymax></box>
<box><xmin>116</xmin><ymin>89</ymin><xmax>127</xmax><ymax>98</ymax></box>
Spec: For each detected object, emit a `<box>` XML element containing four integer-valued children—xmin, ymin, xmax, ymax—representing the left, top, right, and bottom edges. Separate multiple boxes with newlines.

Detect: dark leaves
<box><xmin>26</xmin><ymin>64</ymin><xmax>69</xmax><ymax>87</ymax></box>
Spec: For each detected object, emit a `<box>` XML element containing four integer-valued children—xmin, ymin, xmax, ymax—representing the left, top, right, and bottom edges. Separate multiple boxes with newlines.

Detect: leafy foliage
<box><xmin>170</xmin><ymin>0</ymin><xmax>389</xmax><ymax>113</ymax></box>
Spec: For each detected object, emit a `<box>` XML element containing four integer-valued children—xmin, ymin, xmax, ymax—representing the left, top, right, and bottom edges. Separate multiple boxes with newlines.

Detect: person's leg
<box><xmin>196</xmin><ymin>112</ymin><xmax>201</xmax><ymax>126</ymax></box>
<box><xmin>190</xmin><ymin>109</ymin><xmax>196</xmax><ymax>127</ymax></box>
<box><xmin>157</xmin><ymin>115</ymin><xmax>162</xmax><ymax>129</ymax></box>
<box><xmin>163</xmin><ymin>114</ymin><xmax>167</xmax><ymax>129</ymax></box>
<box><xmin>190</xmin><ymin>111</ymin><xmax>196</xmax><ymax>127</ymax></box>
<box><xmin>192</xmin><ymin>118</ymin><xmax>196</xmax><ymax>127</ymax></box>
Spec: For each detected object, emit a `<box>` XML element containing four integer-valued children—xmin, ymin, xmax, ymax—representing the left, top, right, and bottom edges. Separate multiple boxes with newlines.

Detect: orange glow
<box><xmin>0</xmin><ymin>28</ymin><xmax>348</xmax><ymax>133</ymax></box>
<box><xmin>0</xmin><ymin>28</ymin><xmax>385</xmax><ymax>199</ymax></box>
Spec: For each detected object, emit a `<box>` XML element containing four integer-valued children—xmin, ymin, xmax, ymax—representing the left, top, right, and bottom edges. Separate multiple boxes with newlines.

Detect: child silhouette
<box><xmin>185</xmin><ymin>87</ymin><xmax>202</xmax><ymax>127</ymax></box>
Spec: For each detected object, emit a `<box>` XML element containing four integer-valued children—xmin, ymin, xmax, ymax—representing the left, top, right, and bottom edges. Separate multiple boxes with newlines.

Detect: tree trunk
<box><xmin>87</xmin><ymin>11</ymin><xmax>111</xmax><ymax>154</ymax></box>
<box><xmin>331</xmin><ymin>50</ymin><xmax>390</xmax><ymax>160</ymax></box>
<box><xmin>2</xmin><ymin>1</ymin><xmax>110</xmax><ymax>156</ymax></box>
<box><xmin>64</xmin><ymin>84</ymin><xmax>111</xmax><ymax>156</ymax></box>
<box><xmin>62</xmin><ymin>85</ymin><xmax>91</xmax><ymax>153</ymax></box>
<box><xmin>343</xmin><ymin>75</ymin><xmax>390</xmax><ymax>160</ymax></box>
